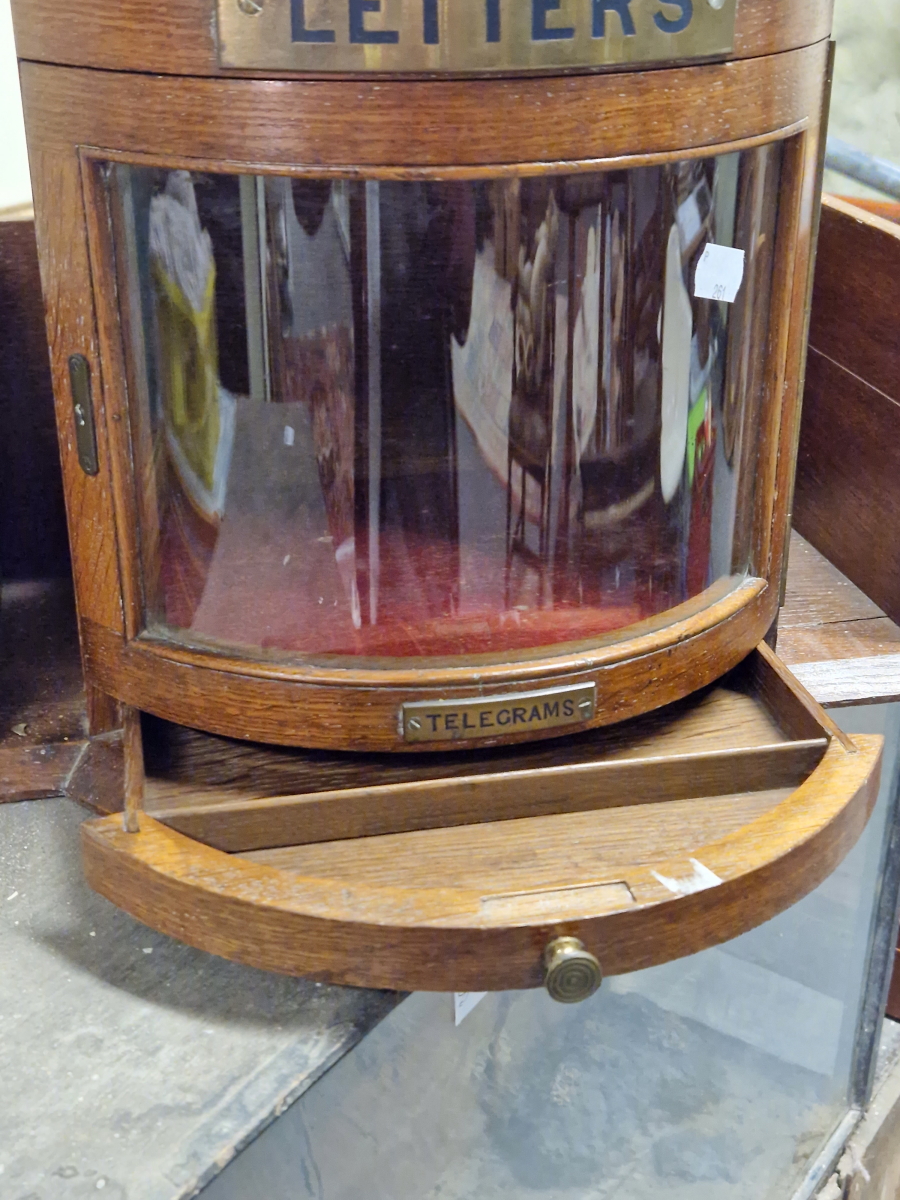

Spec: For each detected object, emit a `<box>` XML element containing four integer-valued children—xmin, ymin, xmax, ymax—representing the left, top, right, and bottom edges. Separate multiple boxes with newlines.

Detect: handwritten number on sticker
<box><xmin>694</xmin><ymin>243</ymin><xmax>746</xmax><ymax>305</ymax></box>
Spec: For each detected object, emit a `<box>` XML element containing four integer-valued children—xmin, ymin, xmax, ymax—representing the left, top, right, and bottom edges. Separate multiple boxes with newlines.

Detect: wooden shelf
<box><xmin>779</xmin><ymin>532</ymin><xmax>900</xmax><ymax>707</ymax></box>
<box><xmin>81</xmin><ymin>644</ymin><xmax>882</xmax><ymax>993</ymax></box>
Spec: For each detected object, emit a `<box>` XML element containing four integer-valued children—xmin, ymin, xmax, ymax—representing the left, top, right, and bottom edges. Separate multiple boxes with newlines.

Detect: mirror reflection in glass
<box><xmin>109</xmin><ymin>146</ymin><xmax>782</xmax><ymax>661</ymax></box>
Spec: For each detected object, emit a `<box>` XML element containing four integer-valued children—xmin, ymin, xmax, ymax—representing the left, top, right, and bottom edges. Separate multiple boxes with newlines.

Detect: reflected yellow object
<box><xmin>152</xmin><ymin>263</ymin><xmax>220</xmax><ymax>500</ymax></box>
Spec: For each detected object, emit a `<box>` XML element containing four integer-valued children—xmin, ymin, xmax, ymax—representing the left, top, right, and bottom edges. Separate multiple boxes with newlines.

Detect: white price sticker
<box><xmin>694</xmin><ymin>243</ymin><xmax>746</xmax><ymax>304</ymax></box>
<box><xmin>454</xmin><ymin>992</ymin><xmax>487</xmax><ymax>1026</ymax></box>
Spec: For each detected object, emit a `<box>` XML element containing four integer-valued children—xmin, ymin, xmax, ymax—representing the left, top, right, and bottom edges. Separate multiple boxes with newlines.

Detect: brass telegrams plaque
<box><xmin>401</xmin><ymin>683</ymin><xmax>596</xmax><ymax>743</ymax></box>
<box><xmin>217</xmin><ymin>0</ymin><xmax>736</xmax><ymax>73</ymax></box>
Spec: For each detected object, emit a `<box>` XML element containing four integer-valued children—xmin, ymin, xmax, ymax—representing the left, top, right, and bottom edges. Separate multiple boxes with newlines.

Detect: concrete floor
<box><xmin>0</xmin><ymin>797</ymin><xmax>399</xmax><ymax>1200</ymax></box>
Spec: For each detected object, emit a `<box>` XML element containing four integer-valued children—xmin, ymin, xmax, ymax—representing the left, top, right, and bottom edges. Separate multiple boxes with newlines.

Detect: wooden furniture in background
<box><xmin>790</xmin><ymin>193</ymin><xmax>900</xmax><ymax>1022</ymax></box>
<box><xmin>793</xmin><ymin>197</ymin><xmax>900</xmax><ymax>624</ymax></box>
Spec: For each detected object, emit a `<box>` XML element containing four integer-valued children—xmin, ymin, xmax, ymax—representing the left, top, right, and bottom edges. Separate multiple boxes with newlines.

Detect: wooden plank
<box><xmin>751</xmin><ymin>639</ymin><xmax>855</xmax><ymax>750</ymax></box>
<box><xmin>22</xmin><ymin>48</ymin><xmax>826</xmax><ymax>168</ymax></box>
<box><xmin>0</xmin><ymin>742</ymin><xmax>85</xmax><ymax>803</ymax></box>
<box><xmin>793</xmin><ymin>197</ymin><xmax>900</xmax><ymax>629</ymax></box>
<box><xmin>789</xmin><ymin>657</ymin><xmax>900</xmax><ymax>709</ymax></box>
<box><xmin>781</xmin><ymin>531</ymin><xmax>887</xmax><ymax>630</ymax></box>
<box><xmin>79</xmin><ymin>733</ymin><xmax>882</xmax><ymax>990</ymax></box>
<box><xmin>27</xmin><ymin>146</ymin><xmax>125</xmax><ymax>640</ymax></box>
<box><xmin>777</xmin><ymin>537</ymin><xmax>900</xmax><ymax>705</ymax></box>
<box><xmin>122</xmin><ymin>706</ymin><xmax>143</xmax><ymax>833</ymax></box>
<box><xmin>887</xmin><ymin>949</ymin><xmax>900</xmax><ymax>1022</ymax></box>
<box><xmin>64</xmin><ymin>730</ymin><xmax>124</xmax><ymax>814</ymax></box>
<box><xmin>778</xmin><ymin>619</ymin><xmax>900</xmax><ymax>666</ymax></box>
<box><xmin>155</xmin><ymin>740</ymin><xmax>827</xmax><ymax>852</ymax></box>
<box><xmin>830</xmin><ymin>196</ymin><xmax>900</xmax><ymax>225</ymax></box>
<box><xmin>142</xmin><ymin>674</ymin><xmax>790</xmax><ymax>812</ymax></box>
<box><xmin>795</xmin><ymin>350</ymin><xmax>900</xmax><ymax>627</ymax></box>
<box><xmin>807</xmin><ymin>197</ymin><xmax>900</xmax><ymax>404</ymax></box>
<box><xmin>778</xmin><ymin>533</ymin><xmax>900</xmax><ymax>688</ymax></box>
<box><xmin>243</xmin><ymin>789</ymin><xmax>796</xmax><ymax>889</ymax></box>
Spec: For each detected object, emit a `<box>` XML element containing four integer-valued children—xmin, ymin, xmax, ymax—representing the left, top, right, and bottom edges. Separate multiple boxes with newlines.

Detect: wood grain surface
<box><xmin>778</xmin><ymin>534</ymin><xmax>900</xmax><ymax>706</ymax></box>
<box><xmin>27</xmin><ymin>148</ymin><xmax>124</xmax><ymax>641</ymax></box>
<box><xmin>782</xmin><ymin>621</ymin><xmax>900</xmax><ymax>666</ymax></box>
<box><xmin>807</xmin><ymin>198</ymin><xmax>900</xmax><ymax>403</ymax></box>
<box><xmin>796</xmin><ymin>351</ymin><xmax>900</xmax><ymax>628</ymax></box>
<box><xmin>80</xmin><ymin>582</ymin><xmax>776</xmax><ymax>750</ymax></box>
<box><xmin>130</xmin><ymin>648</ymin><xmax>837</xmax><ymax>857</ymax></box>
<box><xmin>789</xmin><ymin>657</ymin><xmax>900</xmax><ymax>709</ymax></box>
<box><xmin>782</xmin><ymin>531</ymin><xmax>887</xmax><ymax>629</ymax></box>
<box><xmin>10</xmin><ymin>0</ymin><xmax>833</xmax><ymax>78</ymax></box>
<box><xmin>155</xmin><ymin>741</ymin><xmax>826</xmax><ymax>851</ymax></box>
<box><xmin>74</xmin><ymin>647</ymin><xmax>883</xmax><ymax>989</ymax></box>
<box><xmin>0</xmin><ymin>742</ymin><xmax>85</xmax><ymax>804</ymax></box>
<box><xmin>16</xmin><ymin>34</ymin><xmax>827</xmax><ymax>750</ymax></box>
<box><xmin>64</xmin><ymin>731</ymin><xmax>124</xmax><ymax>814</ymax></box>
<box><xmin>141</xmin><ymin>677</ymin><xmax>791</xmax><ymax>804</ymax></box>
<box><xmin>794</xmin><ymin>198</ymin><xmax>900</xmax><ymax>626</ymax></box>
<box><xmin>21</xmin><ymin>46</ymin><xmax>826</xmax><ymax>168</ymax></box>
<box><xmin>80</xmin><ymin>728</ymin><xmax>882</xmax><ymax>990</ymax></box>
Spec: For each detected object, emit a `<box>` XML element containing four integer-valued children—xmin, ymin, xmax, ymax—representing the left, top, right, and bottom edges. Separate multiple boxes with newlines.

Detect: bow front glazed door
<box><xmin>106</xmin><ymin>150</ymin><xmax>778</xmax><ymax>677</ymax></box>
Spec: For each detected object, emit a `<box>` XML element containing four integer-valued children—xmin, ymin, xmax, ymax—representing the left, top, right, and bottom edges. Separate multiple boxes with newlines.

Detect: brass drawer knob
<box><xmin>543</xmin><ymin>937</ymin><xmax>603</xmax><ymax>1003</ymax></box>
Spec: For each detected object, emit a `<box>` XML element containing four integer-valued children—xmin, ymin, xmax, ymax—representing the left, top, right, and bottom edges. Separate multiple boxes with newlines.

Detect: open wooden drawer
<box><xmin>81</xmin><ymin>644</ymin><xmax>882</xmax><ymax>1000</ymax></box>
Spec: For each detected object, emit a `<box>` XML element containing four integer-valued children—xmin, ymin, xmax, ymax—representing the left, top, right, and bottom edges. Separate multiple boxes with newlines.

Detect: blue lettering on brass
<box><xmin>486</xmin><ymin>0</ymin><xmax>501</xmax><ymax>41</ymax></box>
<box><xmin>349</xmin><ymin>0</ymin><xmax>400</xmax><ymax>43</ymax></box>
<box><xmin>291</xmin><ymin>0</ymin><xmax>336</xmax><ymax>42</ymax></box>
<box><xmin>532</xmin><ymin>0</ymin><xmax>575</xmax><ymax>40</ymax></box>
<box><xmin>592</xmin><ymin>0</ymin><xmax>635</xmax><ymax>37</ymax></box>
<box><xmin>653</xmin><ymin>0</ymin><xmax>692</xmax><ymax>33</ymax></box>
<box><xmin>423</xmin><ymin>0</ymin><xmax>439</xmax><ymax>43</ymax></box>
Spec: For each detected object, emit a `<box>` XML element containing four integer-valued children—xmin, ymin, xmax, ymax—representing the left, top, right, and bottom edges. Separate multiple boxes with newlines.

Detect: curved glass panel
<box><xmin>108</xmin><ymin>146</ymin><xmax>782</xmax><ymax>662</ymax></box>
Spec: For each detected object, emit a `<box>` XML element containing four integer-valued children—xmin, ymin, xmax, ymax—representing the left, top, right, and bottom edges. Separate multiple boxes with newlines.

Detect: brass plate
<box><xmin>402</xmin><ymin>683</ymin><xmax>596</xmax><ymax>742</ymax></box>
<box><xmin>217</xmin><ymin>0</ymin><xmax>736</xmax><ymax>74</ymax></box>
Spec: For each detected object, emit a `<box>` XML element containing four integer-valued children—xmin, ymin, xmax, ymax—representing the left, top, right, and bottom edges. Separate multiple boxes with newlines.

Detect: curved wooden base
<box><xmin>81</xmin><ymin>580</ymin><xmax>774</xmax><ymax>752</ymax></box>
<box><xmin>81</xmin><ymin>730</ymin><xmax>882</xmax><ymax>993</ymax></box>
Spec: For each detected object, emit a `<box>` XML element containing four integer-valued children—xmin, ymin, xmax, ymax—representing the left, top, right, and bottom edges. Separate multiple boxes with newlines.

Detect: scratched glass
<box><xmin>108</xmin><ymin>147</ymin><xmax>782</xmax><ymax>662</ymax></box>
